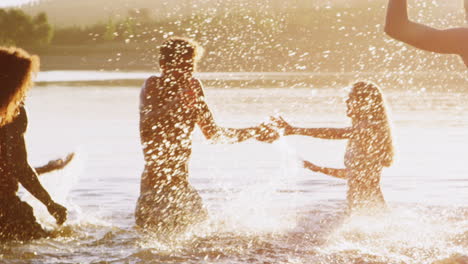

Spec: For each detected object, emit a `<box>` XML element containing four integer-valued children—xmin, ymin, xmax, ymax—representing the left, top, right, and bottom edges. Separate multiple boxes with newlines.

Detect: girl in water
<box><xmin>0</xmin><ymin>47</ymin><xmax>68</xmax><ymax>241</ymax></box>
<box><xmin>273</xmin><ymin>81</ymin><xmax>394</xmax><ymax>214</ymax></box>
<box><xmin>385</xmin><ymin>0</ymin><xmax>468</xmax><ymax>67</ymax></box>
<box><xmin>136</xmin><ymin>37</ymin><xmax>278</xmax><ymax>233</ymax></box>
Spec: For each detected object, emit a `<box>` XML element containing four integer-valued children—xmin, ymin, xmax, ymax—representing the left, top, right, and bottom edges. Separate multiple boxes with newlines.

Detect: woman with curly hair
<box><xmin>0</xmin><ymin>47</ymin><xmax>67</xmax><ymax>241</ymax></box>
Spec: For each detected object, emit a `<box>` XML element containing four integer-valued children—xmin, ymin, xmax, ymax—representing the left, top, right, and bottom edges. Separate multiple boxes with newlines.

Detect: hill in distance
<box><xmin>19</xmin><ymin>0</ymin><xmax>384</xmax><ymax>27</ymax></box>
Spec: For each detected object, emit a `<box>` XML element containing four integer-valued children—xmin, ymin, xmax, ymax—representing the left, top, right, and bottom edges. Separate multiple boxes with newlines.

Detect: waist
<box><xmin>0</xmin><ymin>191</ymin><xmax>19</xmax><ymax>202</ymax></box>
<box><xmin>0</xmin><ymin>178</ymin><xmax>19</xmax><ymax>198</ymax></box>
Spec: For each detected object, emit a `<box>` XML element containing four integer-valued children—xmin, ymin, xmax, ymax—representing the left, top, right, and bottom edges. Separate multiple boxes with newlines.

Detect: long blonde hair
<box><xmin>351</xmin><ymin>81</ymin><xmax>394</xmax><ymax>167</ymax></box>
<box><xmin>0</xmin><ymin>47</ymin><xmax>38</xmax><ymax>126</ymax></box>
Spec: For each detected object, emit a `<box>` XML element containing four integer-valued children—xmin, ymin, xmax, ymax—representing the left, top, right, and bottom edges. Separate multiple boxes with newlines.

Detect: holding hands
<box><xmin>253</xmin><ymin>114</ymin><xmax>295</xmax><ymax>143</ymax></box>
<box><xmin>270</xmin><ymin>115</ymin><xmax>294</xmax><ymax>135</ymax></box>
<box><xmin>254</xmin><ymin>122</ymin><xmax>281</xmax><ymax>143</ymax></box>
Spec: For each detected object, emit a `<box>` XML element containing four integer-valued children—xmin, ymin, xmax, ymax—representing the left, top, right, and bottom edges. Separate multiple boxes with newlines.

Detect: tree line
<box><xmin>0</xmin><ymin>9</ymin><xmax>53</xmax><ymax>47</ymax></box>
<box><xmin>1</xmin><ymin>6</ymin><xmax>462</xmax><ymax>72</ymax></box>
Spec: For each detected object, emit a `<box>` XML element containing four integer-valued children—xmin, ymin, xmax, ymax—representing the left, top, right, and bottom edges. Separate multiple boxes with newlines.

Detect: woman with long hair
<box><xmin>0</xmin><ymin>47</ymin><xmax>67</xmax><ymax>241</ymax></box>
<box><xmin>273</xmin><ymin>81</ymin><xmax>394</xmax><ymax>213</ymax></box>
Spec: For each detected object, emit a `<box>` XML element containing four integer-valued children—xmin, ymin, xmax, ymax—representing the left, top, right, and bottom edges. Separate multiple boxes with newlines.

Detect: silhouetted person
<box><xmin>136</xmin><ymin>37</ymin><xmax>278</xmax><ymax>233</ymax></box>
<box><xmin>273</xmin><ymin>82</ymin><xmax>394</xmax><ymax>214</ymax></box>
<box><xmin>385</xmin><ymin>0</ymin><xmax>468</xmax><ymax>67</ymax></box>
<box><xmin>0</xmin><ymin>47</ymin><xmax>67</xmax><ymax>241</ymax></box>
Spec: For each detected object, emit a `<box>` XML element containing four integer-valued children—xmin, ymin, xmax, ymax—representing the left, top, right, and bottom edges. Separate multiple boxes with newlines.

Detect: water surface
<box><xmin>1</xmin><ymin>71</ymin><xmax>466</xmax><ymax>264</ymax></box>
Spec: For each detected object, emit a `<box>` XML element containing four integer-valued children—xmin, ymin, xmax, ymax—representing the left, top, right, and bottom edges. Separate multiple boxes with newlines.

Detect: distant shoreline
<box><xmin>34</xmin><ymin>70</ymin><xmax>468</xmax><ymax>91</ymax></box>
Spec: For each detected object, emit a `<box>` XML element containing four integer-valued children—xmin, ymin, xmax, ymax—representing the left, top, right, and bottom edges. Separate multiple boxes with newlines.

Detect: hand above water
<box><xmin>47</xmin><ymin>202</ymin><xmax>67</xmax><ymax>225</ymax></box>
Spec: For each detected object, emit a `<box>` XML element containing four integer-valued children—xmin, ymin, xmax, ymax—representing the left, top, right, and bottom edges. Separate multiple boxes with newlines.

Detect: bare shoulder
<box><xmin>140</xmin><ymin>75</ymin><xmax>162</xmax><ymax>100</ymax></box>
<box><xmin>142</xmin><ymin>75</ymin><xmax>161</xmax><ymax>91</ymax></box>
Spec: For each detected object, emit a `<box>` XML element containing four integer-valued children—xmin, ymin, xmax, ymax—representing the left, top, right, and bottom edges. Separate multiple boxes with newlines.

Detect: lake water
<box><xmin>1</xmin><ymin>71</ymin><xmax>467</xmax><ymax>264</ymax></box>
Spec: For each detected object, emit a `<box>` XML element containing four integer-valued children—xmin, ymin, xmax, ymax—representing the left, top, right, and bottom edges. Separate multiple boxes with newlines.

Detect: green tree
<box><xmin>32</xmin><ymin>12</ymin><xmax>53</xmax><ymax>46</ymax></box>
<box><xmin>0</xmin><ymin>9</ymin><xmax>53</xmax><ymax>47</ymax></box>
<box><xmin>103</xmin><ymin>17</ymin><xmax>116</xmax><ymax>41</ymax></box>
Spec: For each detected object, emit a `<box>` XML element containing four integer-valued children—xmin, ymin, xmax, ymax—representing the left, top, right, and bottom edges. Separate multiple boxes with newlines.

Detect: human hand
<box><xmin>47</xmin><ymin>202</ymin><xmax>67</xmax><ymax>225</ymax></box>
<box><xmin>48</xmin><ymin>152</ymin><xmax>75</xmax><ymax>170</ymax></box>
<box><xmin>270</xmin><ymin>115</ymin><xmax>293</xmax><ymax>135</ymax></box>
<box><xmin>255</xmin><ymin>123</ymin><xmax>281</xmax><ymax>143</ymax></box>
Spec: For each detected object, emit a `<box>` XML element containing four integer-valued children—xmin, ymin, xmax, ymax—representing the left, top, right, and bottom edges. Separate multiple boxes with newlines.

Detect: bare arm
<box><xmin>34</xmin><ymin>153</ymin><xmax>75</xmax><ymax>175</ymax></box>
<box><xmin>271</xmin><ymin>116</ymin><xmax>351</xmax><ymax>139</ymax></box>
<box><xmin>194</xmin><ymin>79</ymin><xmax>276</xmax><ymax>143</ymax></box>
<box><xmin>198</xmin><ymin>100</ymin><xmax>258</xmax><ymax>143</ymax></box>
<box><xmin>304</xmin><ymin>160</ymin><xmax>348</xmax><ymax>180</ymax></box>
<box><xmin>16</xmin><ymin>138</ymin><xmax>67</xmax><ymax>225</ymax></box>
<box><xmin>13</xmin><ymin>108</ymin><xmax>67</xmax><ymax>225</ymax></box>
<box><xmin>288</xmin><ymin>127</ymin><xmax>352</xmax><ymax>139</ymax></box>
<box><xmin>385</xmin><ymin>0</ymin><xmax>468</xmax><ymax>55</ymax></box>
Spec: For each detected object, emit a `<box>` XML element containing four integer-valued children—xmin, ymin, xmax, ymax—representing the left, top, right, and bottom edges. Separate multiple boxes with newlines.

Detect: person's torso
<box><xmin>0</xmin><ymin>106</ymin><xmax>27</xmax><ymax>197</ymax></box>
<box><xmin>139</xmin><ymin>76</ymin><xmax>203</xmax><ymax>167</ymax></box>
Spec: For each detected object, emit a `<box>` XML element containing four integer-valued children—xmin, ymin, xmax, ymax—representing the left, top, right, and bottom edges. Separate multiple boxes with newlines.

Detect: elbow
<box><xmin>384</xmin><ymin>19</ymin><xmax>411</xmax><ymax>41</ymax></box>
<box><xmin>384</xmin><ymin>23</ymin><xmax>399</xmax><ymax>39</ymax></box>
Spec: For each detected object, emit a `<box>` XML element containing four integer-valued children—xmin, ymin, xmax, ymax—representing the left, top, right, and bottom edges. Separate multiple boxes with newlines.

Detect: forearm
<box><xmin>384</xmin><ymin>0</ymin><xmax>465</xmax><ymax>54</ymax></box>
<box><xmin>19</xmin><ymin>166</ymin><xmax>55</xmax><ymax>207</ymax></box>
<box><xmin>288</xmin><ymin>127</ymin><xmax>350</xmax><ymax>139</ymax></box>
<box><xmin>34</xmin><ymin>153</ymin><xmax>74</xmax><ymax>175</ymax></box>
<box><xmin>35</xmin><ymin>163</ymin><xmax>58</xmax><ymax>175</ymax></box>
<box><xmin>385</xmin><ymin>0</ymin><xmax>409</xmax><ymax>35</ymax></box>
<box><xmin>213</xmin><ymin>126</ymin><xmax>258</xmax><ymax>143</ymax></box>
<box><xmin>304</xmin><ymin>161</ymin><xmax>348</xmax><ymax>179</ymax></box>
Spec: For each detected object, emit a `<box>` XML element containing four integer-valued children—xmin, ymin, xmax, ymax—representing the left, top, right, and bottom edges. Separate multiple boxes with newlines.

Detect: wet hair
<box><xmin>351</xmin><ymin>81</ymin><xmax>394</xmax><ymax>167</ymax></box>
<box><xmin>159</xmin><ymin>37</ymin><xmax>203</xmax><ymax>73</ymax></box>
<box><xmin>0</xmin><ymin>47</ymin><xmax>38</xmax><ymax>126</ymax></box>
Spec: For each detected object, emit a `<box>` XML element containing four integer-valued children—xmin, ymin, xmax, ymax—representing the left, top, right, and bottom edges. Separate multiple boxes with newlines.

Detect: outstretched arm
<box><xmin>195</xmin><ymin>80</ymin><xmax>278</xmax><ymax>143</ymax></box>
<box><xmin>271</xmin><ymin>116</ymin><xmax>352</xmax><ymax>139</ymax></box>
<box><xmin>384</xmin><ymin>0</ymin><xmax>468</xmax><ymax>55</ymax></box>
<box><xmin>304</xmin><ymin>160</ymin><xmax>348</xmax><ymax>180</ymax></box>
<box><xmin>198</xmin><ymin>101</ymin><xmax>259</xmax><ymax>143</ymax></box>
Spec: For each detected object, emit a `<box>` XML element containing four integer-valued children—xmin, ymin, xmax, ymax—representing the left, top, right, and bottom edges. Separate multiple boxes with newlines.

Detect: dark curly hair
<box><xmin>0</xmin><ymin>47</ymin><xmax>38</xmax><ymax>126</ymax></box>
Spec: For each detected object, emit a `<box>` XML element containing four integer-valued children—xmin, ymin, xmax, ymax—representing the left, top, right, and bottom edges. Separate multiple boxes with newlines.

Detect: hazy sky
<box><xmin>0</xmin><ymin>0</ymin><xmax>37</xmax><ymax>7</ymax></box>
<box><xmin>1</xmin><ymin>0</ymin><xmax>461</xmax><ymax>9</ymax></box>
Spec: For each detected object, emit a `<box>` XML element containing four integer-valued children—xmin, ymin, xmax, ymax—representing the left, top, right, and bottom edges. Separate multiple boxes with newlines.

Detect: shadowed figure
<box><xmin>384</xmin><ymin>0</ymin><xmax>468</xmax><ymax>67</ymax></box>
<box><xmin>0</xmin><ymin>47</ymin><xmax>68</xmax><ymax>241</ymax></box>
<box><xmin>136</xmin><ymin>37</ymin><xmax>278</xmax><ymax>234</ymax></box>
<box><xmin>272</xmin><ymin>82</ymin><xmax>394</xmax><ymax>214</ymax></box>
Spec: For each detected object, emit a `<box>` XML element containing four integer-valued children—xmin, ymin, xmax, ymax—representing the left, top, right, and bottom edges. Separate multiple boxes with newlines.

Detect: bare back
<box><xmin>139</xmin><ymin>75</ymin><xmax>205</xmax><ymax>190</ymax></box>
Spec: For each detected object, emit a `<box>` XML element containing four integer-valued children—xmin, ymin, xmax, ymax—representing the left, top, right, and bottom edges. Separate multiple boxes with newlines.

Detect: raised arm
<box><xmin>384</xmin><ymin>0</ymin><xmax>468</xmax><ymax>56</ymax></box>
<box><xmin>304</xmin><ymin>160</ymin><xmax>348</xmax><ymax>180</ymax></box>
<box><xmin>271</xmin><ymin>116</ymin><xmax>352</xmax><ymax>139</ymax></box>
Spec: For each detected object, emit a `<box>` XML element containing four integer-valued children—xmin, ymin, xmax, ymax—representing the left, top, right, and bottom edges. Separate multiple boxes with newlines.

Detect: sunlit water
<box><xmin>1</xmin><ymin>71</ymin><xmax>466</xmax><ymax>264</ymax></box>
